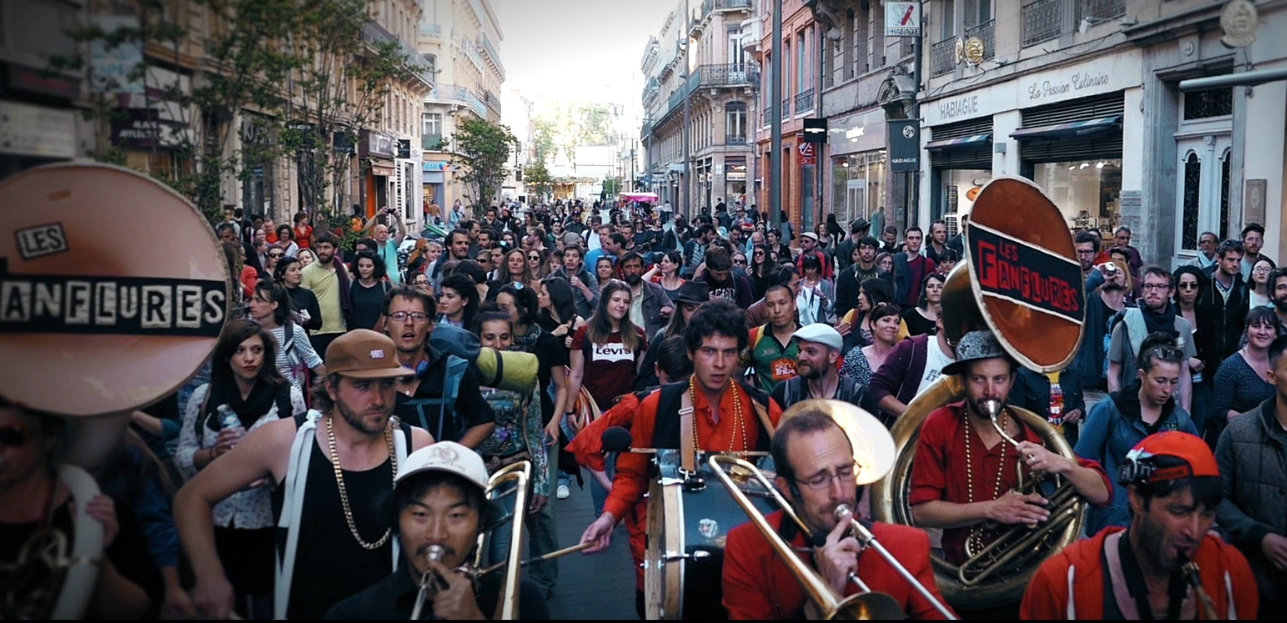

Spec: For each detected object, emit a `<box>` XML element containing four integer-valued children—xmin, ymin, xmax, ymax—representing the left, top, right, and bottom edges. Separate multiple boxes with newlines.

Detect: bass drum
<box><xmin>644</xmin><ymin>450</ymin><xmax>776</xmax><ymax>620</ymax></box>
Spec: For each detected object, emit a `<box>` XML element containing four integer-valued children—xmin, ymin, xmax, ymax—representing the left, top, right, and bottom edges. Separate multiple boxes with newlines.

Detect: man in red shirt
<box><xmin>909</xmin><ymin>329</ymin><xmax>1113</xmax><ymax>618</ymax></box>
<box><xmin>579</xmin><ymin>300</ymin><xmax>782</xmax><ymax>616</ymax></box>
<box><xmin>1021</xmin><ymin>432</ymin><xmax>1258</xmax><ymax>620</ymax></box>
<box><xmin>722</xmin><ymin>406</ymin><xmax>954</xmax><ymax>620</ymax></box>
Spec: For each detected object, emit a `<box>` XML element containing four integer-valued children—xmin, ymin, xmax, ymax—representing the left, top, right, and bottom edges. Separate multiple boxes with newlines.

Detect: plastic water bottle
<box><xmin>1047</xmin><ymin>374</ymin><xmax>1065</xmax><ymax>429</ymax></box>
<box><xmin>217</xmin><ymin>404</ymin><xmax>243</xmax><ymax>434</ymax></box>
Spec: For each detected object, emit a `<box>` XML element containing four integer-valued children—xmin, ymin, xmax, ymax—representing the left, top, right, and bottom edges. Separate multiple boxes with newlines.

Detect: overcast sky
<box><xmin>494</xmin><ymin>0</ymin><xmax>675</xmax><ymax>121</ymax></box>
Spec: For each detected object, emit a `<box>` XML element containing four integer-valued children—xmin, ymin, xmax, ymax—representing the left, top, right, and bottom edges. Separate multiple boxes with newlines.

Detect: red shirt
<box><xmin>1021</xmin><ymin>527</ymin><xmax>1258</xmax><ymax>620</ymax></box>
<box><xmin>723</xmin><ymin>510</ymin><xmax>955</xmax><ymax>620</ymax></box>
<box><xmin>570</xmin><ymin>326</ymin><xmax>646</xmax><ymax>409</ymax></box>
<box><xmin>603</xmin><ymin>381</ymin><xmax>783</xmax><ymax>558</ymax></box>
<box><xmin>294</xmin><ymin>224</ymin><xmax>313</xmax><ymax>250</ymax></box>
<box><xmin>909</xmin><ymin>403</ymin><xmax>1112</xmax><ymax>565</ymax></box>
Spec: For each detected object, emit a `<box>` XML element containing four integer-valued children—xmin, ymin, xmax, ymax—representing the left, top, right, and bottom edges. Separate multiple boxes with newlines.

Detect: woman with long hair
<box><xmin>273</xmin><ymin>256</ymin><xmax>322</xmax><ymax>333</ymax></box>
<box><xmin>1173</xmin><ymin>265</ymin><xmax>1212</xmax><ymax>435</ymax></box>
<box><xmin>498</xmin><ymin>248</ymin><xmax>534</xmax><ymax>289</ymax></box>
<box><xmin>247</xmin><ymin>281</ymin><xmax>325</xmax><ymax>392</ymax></box>
<box><xmin>528</xmin><ymin>248</ymin><xmax>551</xmax><ymax>283</ymax></box>
<box><xmin>1211</xmin><ymin>307</ymin><xmax>1281</xmax><ymax>431</ymax></box>
<box><xmin>797</xmin><ymin>253</ymin><xmax>833</xmax><ymax>326</ymax></box>
<box><xmin>1250</xmin><ymin>258</ymin><xmax>1275</xmax><ymax>308</ymax></box>
<box><xmin>839</xmin><ymin>277</ymin><xmax>895</xmax><ymax>351</ymax></box>
<box><xmin>567</xmin><ymin>281</ymin><xmax>647</xmax><ymax>415</ymax></box>
<box><xmin>841</xmin><ymin>303</ymin><xmax>902</xmax><ymax>387</ymax></box>
<box><xmin>349</xmin><ymin>251</ymin><xmax>390</xmax><ymax>331</ymax></box>
<box><xmin>438</xmin><ymin>273</ymin><xmax>481</xmax><ymax>329</ymax></box>
<box><xmin>748</xmin><ymin>244</ymin><xmax>773</xmax><ymax>300</ymax></box>
<box><xmin>176</xmin><ymin>320</ymin><xmax>305</xmax><ymax>617</ymax></box>
<box><xmin>643</xmin><ymin>250</ymin><xmax>686</xmax><ymax>301</ymax></box>
<box><xmin>902</xmin><ymin>272</ymin><xmax>945</xmax><ymax>337</ymax></box>
<box><xmin>537</xmin><ymin>276</ymin><xmax>580</xmax><ymax>337</ymax></box>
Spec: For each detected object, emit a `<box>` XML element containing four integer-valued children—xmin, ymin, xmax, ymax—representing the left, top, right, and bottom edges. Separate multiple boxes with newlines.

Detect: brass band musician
<box><xmin>909</xmin><ymin>330</ymin><xmax>1113</xmax><ymax>617</ymax></box>
<box><xmin>722</xmin><ymin>406</ymin><xmax>953</xmax><ymax>619</ymax></box>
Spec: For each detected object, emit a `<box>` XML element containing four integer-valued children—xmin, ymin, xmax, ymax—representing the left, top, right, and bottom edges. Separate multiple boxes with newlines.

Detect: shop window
<box><xmin>1183</xmin><ymin>89</ymin><xmax>1232</xmax><ymax>120</ymax></box>
<box><xmin>1031</xmin><ymin>159</ymin><xmax>1122</xmax><ymax>231</ymax></box>
<box><xmin>1180</xmin><ymin>152</ymin><xmax>1201</xmax><ymax>250</ymax></box>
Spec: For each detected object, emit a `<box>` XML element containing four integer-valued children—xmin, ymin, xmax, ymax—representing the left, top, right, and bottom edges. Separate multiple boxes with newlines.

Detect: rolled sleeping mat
<box><xmin>429</xmin><ymin>324</ymin><xmax>538</xmax><ymax>394</ymax></box>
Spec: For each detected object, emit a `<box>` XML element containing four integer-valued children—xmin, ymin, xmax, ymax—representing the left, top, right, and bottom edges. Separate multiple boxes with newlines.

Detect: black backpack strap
<box><xmin>651</xmin><ymin>380</ymin><xmax>690</xmax><ymax>450</ymax></box>
<box><xmin>274</xmin><ymin>383</ymin><xmax>294</xmax><ymax>418</ymax></box>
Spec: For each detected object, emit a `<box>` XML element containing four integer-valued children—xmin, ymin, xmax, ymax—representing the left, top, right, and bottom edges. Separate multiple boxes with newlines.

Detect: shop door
<box><xmin>846</xmin><ymin>179</ymin><xmax>867</xmax><ymax>224</ymax></box>
<box><xmin>1173</xmin><ymin>133</ymin><xmax>1232</xmax><ymax>261</ymax></box>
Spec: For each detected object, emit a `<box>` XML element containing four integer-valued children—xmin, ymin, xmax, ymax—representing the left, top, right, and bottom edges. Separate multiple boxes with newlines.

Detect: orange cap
<box><xmin>1122</xmin><ymin>431</ymin><xmax>1220</xmax><ymax>484</ymax></box>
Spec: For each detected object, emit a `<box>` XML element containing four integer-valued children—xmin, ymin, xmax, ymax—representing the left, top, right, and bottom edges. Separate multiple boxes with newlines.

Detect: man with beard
<box><xmin>177</xmin><ymin>330</ymin><xmax>434</xmax><ymax>620</ymax></box>
<box><xmin>910</xmin><ymin>330</ymin><xmax>1112</xmax><ymax>619</ymax></box>
<box><xmin>1241</xmin><ymin>223</ymin><xmax>1276</xmax><ymax>280</ymax></box>
<box><xmin>702</xmin><ymin>247</ymin><xmax>754</xmax><ymax>308</ymax></box>
<box><xmin>579</xmin><ymin>301</ymin><xmax>782</xmax><ymax>618</ymax></box>
<box><xmin>300</xmin><ymin>232</ymin><xmax>353</xmax><ymax>356</ymax></box>
<box><xmin>385</xmin><ymin>286</ymin><xmax>495</xmax><ymax>448</ymax></box>
<box><xmin>1197</xmin><ymin>241</ymin><xmax>1250</xmax><ymax>389</ymax></box>
<box><xmin>325</xmin><ymin>442</ymin><xmax>550</xmax><ymax>619</ymax></box>
<box><xmin>621</xmin><ymin>252</ymin><xmax>673</xmax><ymax>339</ymax></box>
<box><xmin>1022</xmin><ymin>432</ymin><xmax>1257</xmax><ymax>620</ymax></box>
<box><xmin>429</xmin><ymin>229</ymin><xmax>473</xmax><ymax>289</ymax></box>
<box><xmin>683</xmin><ymin>224</ymin><xmax>716</xmax><ymax>277</ymax></box>
<box><xmin>893</xmin><ymin>227</ymin><xmax>937</xmax><ymax>309</ymax></box>
<box><xmin>834</xmin><ymin>235</ymin><xmax>881</xmax><ymax>318</ymax></box>
<box><xmin>771</xmin><ymin>324</ymin><xmax>873</xmax><ymax>411</ymax></box>
<box><xmin>1272</xmin><ymin>267</ymin><xmax>1287</xmax><ymax>333</ymax></box>
<box><xmin>1109</xmin><ymin>267</ymin><xmax>1196</xmax><ymax>411</ymax></box>
<box><xmin>745</xmin><ymin>283</ymin><xmax>802</xmax><ymax>394</ymax></box>
<box><xmin>723</xmin><ymin>406</ymin><xmax>952</xmax><ymax>620</ymax></box>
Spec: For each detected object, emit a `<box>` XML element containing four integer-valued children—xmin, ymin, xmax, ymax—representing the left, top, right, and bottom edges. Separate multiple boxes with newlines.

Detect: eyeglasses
<box><xmin>388</xmin><ymin>311</ymin><xmax>430</xmax><ymax>323</ymax></box>
<box><xmin>0</xmin><ymin>424</ymin><xmax>30</xmax><ymax>448</ymax></box>
<box><xmin>1141</xmin><ymin>283</ymin><xmax>1171</xmax><ymax>291</ymax></box>
<box><xmin>795</xmin><ymin>462</ymin><xmax>857</xmax><ymax>490</ymax></box>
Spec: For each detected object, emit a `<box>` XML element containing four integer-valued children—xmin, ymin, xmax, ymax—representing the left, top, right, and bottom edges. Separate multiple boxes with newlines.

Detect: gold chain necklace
<box><xmin>325</xmin><ymin>415</ymin><xmax>397</xmax><ymax>550</ymax></box>
<box><xmin>964</xmin><ymin>410</ymin><xmax>1008</xmax><ymax>558</ymax></box>
<box><xmin>689</xmin><ymin>377</ymin><xmax>747</xmax><ymax>452</ymax></box>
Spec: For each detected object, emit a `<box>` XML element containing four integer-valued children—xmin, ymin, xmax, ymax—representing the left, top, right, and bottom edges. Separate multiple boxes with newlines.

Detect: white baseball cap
<box><xmin>395</xmin><ymin>442</ymin><xmax>489</xmax><ymax>491</ymax></box>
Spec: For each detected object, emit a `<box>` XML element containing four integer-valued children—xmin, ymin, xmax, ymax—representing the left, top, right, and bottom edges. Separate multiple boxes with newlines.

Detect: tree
<box><xmin>524</xmin><ymin>160</ymin><xmax>554</xmax><ymax>200</ymax></box>
<box><xmin>451</xmin><ymin>118</ymin><xmax>517</xmax><ymax>211</ymax></box>
<box><xmin>602</xmin><ymin>178</ymin><xmax>623</xmax><ymax>197</ymax></box>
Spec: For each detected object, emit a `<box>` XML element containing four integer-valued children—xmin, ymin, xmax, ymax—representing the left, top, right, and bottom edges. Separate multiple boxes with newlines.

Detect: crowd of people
<box><xmin>4</xmin><ymin>193</ymin><xmax>1286</xmax><ymax>621</ymax></box>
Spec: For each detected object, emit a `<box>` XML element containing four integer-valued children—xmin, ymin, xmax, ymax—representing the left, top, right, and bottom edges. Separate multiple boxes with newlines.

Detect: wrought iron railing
<box><xmin>696</xmin><ymin>63</ymin><xmax>760</xmax><ymax>87</ymax></box>
<box><xmin>965</xmin><ymin>20</ymin><xmax>996</xmax><ymax>61</ymax></box>
<box><xmin>899</xmin><ymin>37</ymin><xmax>915</xmax><ymax>59</ymax></box>
<box><xmin>726</xmin><ymin>134</ymin><xmax>748</xmax><ymax>145</ymax></box>
<box><xmin>931</xmin><ymin>36</ymin><xmax>957</xmax><ymax>77</ymax></box>
<box><xmin>794</xmin><ymin>88</ymin><xmax>815</xmax><ymax>114</ymax></box>
<box><xmin>782</xmin><ymin>98</ymin><xmax>791</xmax><ymax>120</ymax></box>
<box><xmin>1022</xmin><ymin>0</ymin><xmax>1066</xmax><ymax>47</ymax></box>
<box><xmin>1077</xmin><ymin>0</ymin><xmax>1125</xmax><ymax>21</ymax></box>
<box><xmin>763</xmin><ymin>106</ymin><xmax>773</xmax><ymax>126</ymax></box>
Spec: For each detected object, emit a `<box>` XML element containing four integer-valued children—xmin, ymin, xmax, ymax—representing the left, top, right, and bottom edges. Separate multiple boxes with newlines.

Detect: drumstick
<box><xmin>519</xmin><ymin>542</ymin><xmax>594</xmax><ymax>566</ymax></box>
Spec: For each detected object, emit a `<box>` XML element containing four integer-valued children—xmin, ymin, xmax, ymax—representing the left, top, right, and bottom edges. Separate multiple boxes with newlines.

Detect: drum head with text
<box><xmin>965</xmin><ymin>176</ymin><xmax>1085</xmax><ymax>372</ymax></box>
<box><xmin>0</xmin><ymin>163</ymin><xmax>229</xmax><ymax>416</ymax></box>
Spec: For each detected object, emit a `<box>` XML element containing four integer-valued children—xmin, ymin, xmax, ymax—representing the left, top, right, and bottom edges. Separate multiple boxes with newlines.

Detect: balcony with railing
<box><xmin>726</xmin><ymin>134</ymin><xmax>748</xmax><ymax>145</ymax></box>
<box><xmin>482</xmin><ymin>89</ymin><xmax>501</xmax><ymax>116</ymax></box>
<box><xmin>763</xmin><ymin>106</ymin><xmax>773</xmax><ymax>126</ymax></box>
<box><xmin>702</xmin><ymin>0</ymin><xmax>752</xmax><ymax>14</ymax></box>
<box><xmin>931</xmin><ymin>36</ymin><xmax>957</xmax><ymax>77</ymax></box>
<box><xmin>363</xmin><ymin>22</ymin><xmax>434</xmax><ymax>85</ymax></box>
<box><xmin>422</xmin><ymin>133</ymin><xmax>443</xmax><ymax>150</ymax></box>
<box><xmin>695</xmin><ymin>63</ymin><xmax>760</xmax><ymax>87</ymax></box>
<box><xmin>781</xmin><ymin>98</ymin><xmax>791</xmax><ymax>120</ymax></box>
<box><xmin>1022</xmin><ymin>0</ymin><xmax>1065</xmax><ymax>47</ymax></box>
<box><xmin>966</xmin><ymin>20</ymin><xmax>996</xmax><ymax>61</ymax></box>
<box><xmin>794</xmin><ymin>88</ymin><xmax>815</xmax><ymax>115</ymax></box>
<box><xmin>428</xmin><ymin>84</ymin><xmax>487</xmax><ymax>118</ymax></box>
<box><xmin>419</xmin><ymin>23</ymin><xmax>442</xmax><ymax>37</ymax></box>
<box><xmin>1078</xmin><ymin>0</ymin><xmax>1125</xmax><ymax>21</ymax></box>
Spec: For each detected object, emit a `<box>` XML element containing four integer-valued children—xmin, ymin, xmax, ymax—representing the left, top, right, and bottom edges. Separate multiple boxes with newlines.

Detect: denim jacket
<box><xmin>1074</xmin><ymin>384</ymin><xmax>1198</xmax><ymax>535</ymax></box>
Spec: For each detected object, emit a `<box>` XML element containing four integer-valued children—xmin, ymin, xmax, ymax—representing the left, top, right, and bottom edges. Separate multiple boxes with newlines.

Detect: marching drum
<box><xmin>644</xmin><ymin>450</ymin><xmax>776</xmax><ymax>620</ymax></box>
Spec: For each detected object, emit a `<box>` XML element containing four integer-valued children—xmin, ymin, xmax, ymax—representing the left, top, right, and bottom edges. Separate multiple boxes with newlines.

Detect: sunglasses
<box><xmin>0</xmin><ymin>424</ymin><xmax>30</xmax><ymax>448</ymax></box>
<box><xmin>269</xmin><ymin>253</ymin><xmax>285</xmax><ymax>259</ymax></box>
<box><xmin>529</xmin><ymin>255</ymin><xmax>541</xmax><ymax>261</ymax></box>
<box><xmin>734</xmin><ymin>259</ymin><xmax>747</xmax><ymax>265</ymax></box>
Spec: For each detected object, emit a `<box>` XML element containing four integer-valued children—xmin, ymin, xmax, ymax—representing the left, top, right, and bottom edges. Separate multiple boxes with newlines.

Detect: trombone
<box><xmin>709</xmin><ymin>454</ymin><xmax>916</xmax><ymax>620</ymax></box>
<box><xmin>832</xmin><ymin>505</ymin><xmax>959</xmax><ymax>621</ymax></box>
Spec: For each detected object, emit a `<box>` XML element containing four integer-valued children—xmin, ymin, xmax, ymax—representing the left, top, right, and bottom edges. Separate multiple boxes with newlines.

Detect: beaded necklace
<box><xmin>963</xmin><ymin>410</ymin><xmax>1009</xmax><ymax>558</ymax></box>
<box><xmin>688</xmin><ymin>376</ymin><xmax>747</xmax><ymax>452</ymax></box>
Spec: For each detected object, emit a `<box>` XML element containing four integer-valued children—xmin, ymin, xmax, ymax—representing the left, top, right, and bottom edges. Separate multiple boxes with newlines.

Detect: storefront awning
<box><xmin>1011</xmin><ymin>116</ymin><xmax>1121</xmax><ymax>140</ymax></box>
<box><xmin>925</xmin><ymin>133</ymin><xmax>991</xmax><ymax>150</ymax></box>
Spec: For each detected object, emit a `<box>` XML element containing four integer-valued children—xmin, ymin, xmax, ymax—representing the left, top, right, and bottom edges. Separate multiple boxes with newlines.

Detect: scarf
<box><xmin>203</xmin><ymin>378</ymin><xmax>290</xmax><ymax>432</ymax></box>
<box><xmin>1140</xmin><ymin>301</ymin><xmax>1179</xmax><ymax>338</ymax></box>
<box><xmin>512</xmin><ymin>322</ymin><xmax>543</xmax><ymax>353</ymax></box>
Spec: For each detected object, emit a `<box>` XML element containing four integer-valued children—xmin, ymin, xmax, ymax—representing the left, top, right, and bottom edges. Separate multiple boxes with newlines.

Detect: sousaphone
<box><xmin>0</xmin><ymin>163</ymin><xmax>229</xmax><ymax>619</ymax></box>
<box><xmin>870</xmin><ymin>176</ymin><xmax>1087</xmax><ymax>610</ymax></box>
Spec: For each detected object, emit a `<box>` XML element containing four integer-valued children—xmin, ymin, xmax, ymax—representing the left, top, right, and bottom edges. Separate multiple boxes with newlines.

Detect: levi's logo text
<box><xmin>593</xmin><ymin>341</ymin><xmax>634</xmax><ymax>363</ymax></box>
<box><xmin>968</xmin><ymin>224</ymin><xmax>1084</xmax><ymax>324</ymax></box>
<box><xmin>0</xmin><ymin>258</ymin><xmax>227</xmax><ymax>336</ymax></box>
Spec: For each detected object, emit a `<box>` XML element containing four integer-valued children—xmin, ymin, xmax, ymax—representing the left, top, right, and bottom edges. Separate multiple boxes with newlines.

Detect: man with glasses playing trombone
<box><xmin>721</xmin><ymin>403</ymin><xmax>956</xmax><ymax>620</ymax></box>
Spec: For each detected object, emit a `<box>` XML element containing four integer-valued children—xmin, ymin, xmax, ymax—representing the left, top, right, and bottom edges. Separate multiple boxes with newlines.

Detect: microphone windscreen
<box><xmin>601</xmin><ymin>426</ymin><xmax>634</xmax><ymax>453</ymax></box>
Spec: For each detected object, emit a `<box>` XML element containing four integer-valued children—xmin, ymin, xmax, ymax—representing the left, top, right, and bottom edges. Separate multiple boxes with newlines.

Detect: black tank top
<box><xmin>273</xmin><ymin>416</ymin><xmax>411</xmax><ymax>620</ymax></box>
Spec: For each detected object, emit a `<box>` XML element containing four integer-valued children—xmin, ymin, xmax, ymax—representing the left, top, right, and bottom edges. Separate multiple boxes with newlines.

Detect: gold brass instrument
<box><xmin>1181</xmin><ymin>557</ymin><xmax>1220</xmax><ymax>621</ymax></box>
<box><xmin>474</xmin><ymin>461</ymin><xmax>531</xmax><ymax>621</ymax></box>
<box><xmin>709</xmin><ymin>454</ymin><xmax>905</xmax><ymax>620</ymax></box>
<box><xmin>832</xmin><ymin>504</ymin><xmax>958</xmax><ymax>620</ymax></box>
<box><xmin>871</xmin><ymin>176</ymin><xmax>1090</xmax><ymax>610</ymax></box>
<box><xmin>410</xmin><ymin>545</ymin><xmax>450</xmax><ymax>620</ymax></box>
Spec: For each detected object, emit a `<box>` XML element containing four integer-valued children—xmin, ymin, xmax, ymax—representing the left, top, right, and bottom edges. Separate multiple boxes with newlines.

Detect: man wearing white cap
<box><xmin>178</xmin><ymin>330</ymin><xmax>434</xmax><ymax>620</ymax></box>
<box><xmin>771</xmin><ymin>324</ymin><xmax>875</xmax><ymax>412</ymax></box>
<box><xmin>325</xmin><ymin>442</ymin><xmax>550</xmax><ymax>620</ymax></box>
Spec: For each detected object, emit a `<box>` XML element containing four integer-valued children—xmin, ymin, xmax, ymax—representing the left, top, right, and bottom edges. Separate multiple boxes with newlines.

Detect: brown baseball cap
<box><xmin>325</xmin><ymin>330</ymin><xmax>415</xmax><ymax>379</ymax></box>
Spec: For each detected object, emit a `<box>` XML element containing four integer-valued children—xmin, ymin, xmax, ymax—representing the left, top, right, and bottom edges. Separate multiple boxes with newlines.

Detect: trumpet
<box><xmin>832</xmin><ymin>505</ymin><xmax>959</xmax><ymax>621</ymax></box>
<box><xmin>708</xmin><ymin>455</ymin><xmax>905</xmax><ymax>620</ymax></box>
<box><xmin>410</xmin><ymin>545</ymin><xmax>449</xmax><ymax>621</ymax></box>
<box><xmin>1180</xmin><ymin>557</ymin><xmax>1219</xmax><ymax>621</ymax></box>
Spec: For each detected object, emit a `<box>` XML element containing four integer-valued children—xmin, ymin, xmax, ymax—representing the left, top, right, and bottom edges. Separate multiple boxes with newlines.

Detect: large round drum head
<box><xmin>965</xmin><ymin>177</ymin><xmax>1085</xmax><ymax>372</ymax></box>
<box><xmin>0</xmin><ymin>163</ymin><xmax>229</xmax><ymax>416</ymax></box>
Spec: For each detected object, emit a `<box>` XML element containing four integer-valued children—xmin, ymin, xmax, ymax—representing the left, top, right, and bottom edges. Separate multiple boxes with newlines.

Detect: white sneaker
<box><xmin>556</xmin><ymin>484</ymin><xmax>570</xmax><ymax>500</ymax></box>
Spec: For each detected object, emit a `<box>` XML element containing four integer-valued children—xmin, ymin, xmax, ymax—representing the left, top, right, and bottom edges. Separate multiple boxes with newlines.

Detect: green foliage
<box><xmin>531</xmin><ymin>101</ymin><xmax>616</xmax><ymax>165</ymax></box>
<box><xmin>451</xmin><ymin>119</ymin><xmax>517</xmax><ymax>211</ymax></box>
<box><xmin>524</xmin><ymin>160</ymin><xmax>554</xmax><ymax>200</ymax></box>
<box><xmin>602</xmin><ymin>178</ymin><xmax>623</xmax><ymax>197</ymax></box>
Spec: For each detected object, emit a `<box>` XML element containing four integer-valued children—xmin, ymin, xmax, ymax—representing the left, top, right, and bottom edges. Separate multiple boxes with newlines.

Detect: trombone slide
<box><xmin>835</xmin><ymin>505</ymin><xmax>959</xmax><ymax>621</ymax></box>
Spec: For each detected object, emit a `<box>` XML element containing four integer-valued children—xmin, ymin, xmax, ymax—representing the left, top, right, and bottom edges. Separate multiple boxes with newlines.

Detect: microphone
<box><xmin>601</xmin><ymin>426</ymin><xmax>636</xmax><ymax>453</ymax></box>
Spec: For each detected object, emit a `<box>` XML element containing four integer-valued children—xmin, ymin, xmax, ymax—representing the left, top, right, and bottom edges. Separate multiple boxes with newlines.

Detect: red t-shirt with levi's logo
<box><xmin>571</xmin><ymin>326</ymin><xmax>647</xmax><ymax>409</ymax></box>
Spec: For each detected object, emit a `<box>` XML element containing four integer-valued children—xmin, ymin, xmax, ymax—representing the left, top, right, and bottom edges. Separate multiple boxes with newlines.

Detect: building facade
<box><xmin>642</xmin><ymin>0</ymin><xmax>759</xmax><ymax>218</ymax></box>
<box><xmin>914</xmin><ymin>0</ymin><xmax>1283</xmax><ymax>265</ymax></box>
<box><xmin>419</xmin><ymin>0</ymin><xmax>505</xmax><ymax>214</ymax></box>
